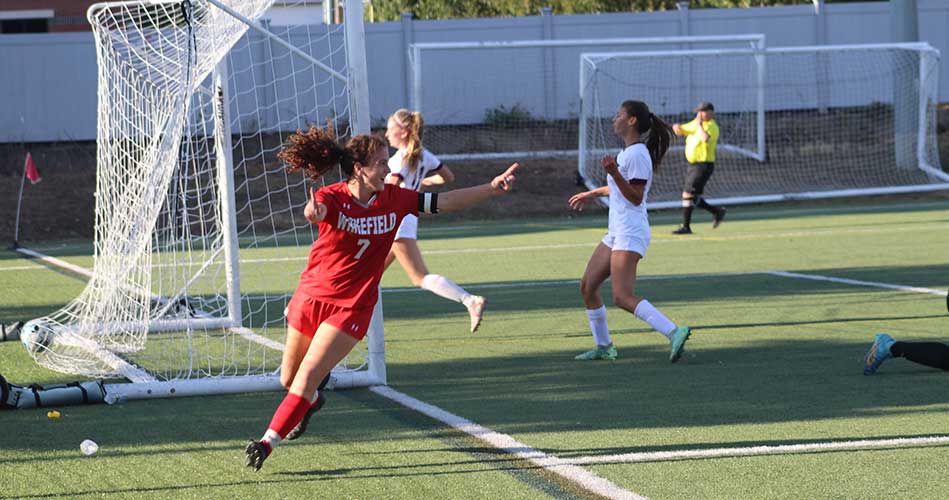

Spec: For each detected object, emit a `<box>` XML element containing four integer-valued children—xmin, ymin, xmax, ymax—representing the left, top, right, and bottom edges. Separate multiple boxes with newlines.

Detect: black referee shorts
<box><xmin>682</xmin><ymin>162</ymin><xmax>715</xmax><ymax>195</ymax></box>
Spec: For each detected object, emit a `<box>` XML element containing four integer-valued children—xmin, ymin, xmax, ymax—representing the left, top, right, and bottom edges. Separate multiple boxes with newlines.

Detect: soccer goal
<box><xmin>18</xmin><ymin>0</ymin><xmax>381</xmax><ymax>401</ymax></box>
<box><xmin>408</xmin><ymin>34</ymin><xmax>765</xmax><ymax>161</ymax></box>
<box><xmin>579</xmin><ymin>43</ymin><xmax>949</xmax><ymax>207</ymax></box>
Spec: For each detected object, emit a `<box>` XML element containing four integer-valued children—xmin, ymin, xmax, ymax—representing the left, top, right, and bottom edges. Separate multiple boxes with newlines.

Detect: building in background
<box><xmin>0</xmin><ymin>0</ymin><xmax>331</xmax><ymax>33</ymax></box>
<box><xmin>0</xmin><ymin>1</ymin><xmax>91</xmax><ymax>33</ymax></box>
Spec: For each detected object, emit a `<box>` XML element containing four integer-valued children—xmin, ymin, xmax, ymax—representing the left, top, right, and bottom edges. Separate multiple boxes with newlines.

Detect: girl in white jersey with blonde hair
<box><xmin>384</xmin><ymin>108</ymin><xmax>488</xmax><ymax>332</ymax></box>
<box><xmin>568</xmin><ymin>100</ymin><xmax>691</xmax><ymax>362</ymax></box>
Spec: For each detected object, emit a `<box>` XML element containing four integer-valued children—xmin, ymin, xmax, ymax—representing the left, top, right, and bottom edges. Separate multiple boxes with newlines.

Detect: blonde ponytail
<box><xmin>392</xmin><ymin>108</ymin><xmax>425</xmax><ymax>174</ymax></box>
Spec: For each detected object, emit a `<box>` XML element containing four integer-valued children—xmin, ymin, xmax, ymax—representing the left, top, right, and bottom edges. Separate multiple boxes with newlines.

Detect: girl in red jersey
<box><xmin>384</xmin><ymin>109</ymin><xmax>486</xmax><ymax>333</ymax></box>
<box><xmin>245</xmin><ymin>127</ymin><xmax>518</xmax><ymax>471</ymax></box>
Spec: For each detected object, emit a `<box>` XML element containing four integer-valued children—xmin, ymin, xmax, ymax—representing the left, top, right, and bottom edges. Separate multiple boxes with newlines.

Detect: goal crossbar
<box><xmin>411</xmin><ymin>34</ymin><xmax>765</xmax><ymax>52</ymax></box>
<box><xmin>409</xmin><ymin>34</ymin><xmax>765</xmax><ymax>162</ymax></box>
<box><xmin>578</xmin><ymin>42</ymin><xmax>947</xmax><ymax>206</ymax></box>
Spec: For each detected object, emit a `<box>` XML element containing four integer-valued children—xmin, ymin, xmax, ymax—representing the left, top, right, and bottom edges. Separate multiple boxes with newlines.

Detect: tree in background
<box><xmin>372</xmin><ymin>0</ymin><xmax>877</xmax><ymax>21</ymax></box>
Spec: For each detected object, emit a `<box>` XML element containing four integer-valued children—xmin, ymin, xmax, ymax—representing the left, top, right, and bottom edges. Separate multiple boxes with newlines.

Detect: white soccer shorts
<box><xmin>601</xmin><ymin>229</ymin><xmax>650</xmax><ymax>257</ymax></box>
<box><xmin>395</xmin><ymin>213</ymin><xmax>419</xmax><ymax>240</ymax></box>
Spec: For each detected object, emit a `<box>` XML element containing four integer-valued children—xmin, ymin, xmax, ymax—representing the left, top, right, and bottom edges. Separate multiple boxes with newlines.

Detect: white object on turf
<box><xmin>80</xmin><ymin>439</ymin><xmax>98</xmax><ymax>456</ymax></box>
<box><xmin>19</xmin><ymin>321</ymin><xmax>51</xmax><ymax>355</ymax></box>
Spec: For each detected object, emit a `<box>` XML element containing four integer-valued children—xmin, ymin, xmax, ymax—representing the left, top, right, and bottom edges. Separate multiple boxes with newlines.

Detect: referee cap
<box><xmin>695</xmin><ymin>101</ymin><xmax>715</xmax><ymax>112</ymax></box>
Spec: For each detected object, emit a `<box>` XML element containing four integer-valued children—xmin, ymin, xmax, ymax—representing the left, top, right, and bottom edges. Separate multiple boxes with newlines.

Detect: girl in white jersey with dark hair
<box><xmin>384</xmin><ymin>108</ymin><xmax>487</xmax><ymax>332</ymax></box>
<box><xmin>568</xmin><ymin>100</ymin><xmax>692</xmax><ymax>362</ymax></box>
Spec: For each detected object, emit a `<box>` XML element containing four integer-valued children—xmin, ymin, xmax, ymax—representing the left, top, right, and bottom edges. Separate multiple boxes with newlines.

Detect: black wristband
<box><xmin>418</xmin><ymin>192</ymin><xmax>438</xmax><ymax>214</ymax></box>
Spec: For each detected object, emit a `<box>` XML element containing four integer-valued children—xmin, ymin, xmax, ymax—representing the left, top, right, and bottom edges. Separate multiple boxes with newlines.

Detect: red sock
<box><xmin>267</xmin><ymin>392</ymin><xmax>312</xmax><ymax>439</ymax></box>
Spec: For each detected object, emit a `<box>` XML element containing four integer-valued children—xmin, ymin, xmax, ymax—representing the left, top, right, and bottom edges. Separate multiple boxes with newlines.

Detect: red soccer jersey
<box><xmin>296</xmin><ymin>182</ymin><xmax>419</xmax><ymax>308</ymax></box>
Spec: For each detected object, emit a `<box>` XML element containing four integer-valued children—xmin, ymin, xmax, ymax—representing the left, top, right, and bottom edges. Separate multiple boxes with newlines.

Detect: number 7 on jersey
<box><xmin>354</xmin><ymin>238</ymin><xmax>370</xmax><ymax>259</ymax></box>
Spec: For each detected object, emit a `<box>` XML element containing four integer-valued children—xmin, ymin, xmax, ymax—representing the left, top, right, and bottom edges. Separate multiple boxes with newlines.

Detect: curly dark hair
<box><xmin>276</xmin><ymin>126</ymin><xmax>346</xmax><ymax>180</ymax></box>
<box><xmin>277</xmin><ymin>126</ymin><xmax>387</xmax><ymax>180</ymax></box>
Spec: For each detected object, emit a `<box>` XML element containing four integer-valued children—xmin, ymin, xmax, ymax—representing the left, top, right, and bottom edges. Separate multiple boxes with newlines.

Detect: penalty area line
<box><xmin>564</xmin><ymin>435</ymin><xmax>949</xmax><ymax>465</ymax></box>
<box><xmin>767</xmin><ymin>271</ymin><xmax>948</xmax><ymax>297</ymax></box>
<box><xmin>370</xmin><ymin>385</ymin><xmax>645</xmax><ymax>500</ymax></box>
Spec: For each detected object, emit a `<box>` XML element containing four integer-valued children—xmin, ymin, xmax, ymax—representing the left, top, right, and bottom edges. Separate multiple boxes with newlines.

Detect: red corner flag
<box><xmin>24</xmin><ymin>152</ymin><xmax>41</xmax><ymax>184</ymax></box>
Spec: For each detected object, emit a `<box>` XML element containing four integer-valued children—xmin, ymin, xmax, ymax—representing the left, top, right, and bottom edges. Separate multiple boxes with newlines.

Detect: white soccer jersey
<box><xmin>388</xmin><ymin>148</ymin><xmax>443</xmax><ymax>192</ymax></box>
<box><xmin>607</xmin><ymin>143</ymin><xmax>652</xmax><ymax>235</ymax></box>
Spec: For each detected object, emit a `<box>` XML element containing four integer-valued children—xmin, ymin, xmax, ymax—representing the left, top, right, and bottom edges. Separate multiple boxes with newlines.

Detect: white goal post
<box><xmin>18</xmin><ymin>0</ymin><xmax>383</xmax><ymax>401</ymax></box>
<box><xmin>578</xmin><ymin>42</ymin><xmax>949</xmax><ymax>208</ymax></box>
<box><xmin>408</xmin><ymin>34</ymin><xmax>765</xmax><ymax>161</ymax></box>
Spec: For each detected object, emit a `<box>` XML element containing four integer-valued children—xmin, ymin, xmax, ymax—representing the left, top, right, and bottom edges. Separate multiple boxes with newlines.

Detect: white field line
<box><xmin>18</xmin><ymin>200</ymin><xmax>949</xmax><ymax>252</ymax></box>
<box><xmin>13</xmin><ymin>244</ymin><xmax>946</xmax><ymax>302</ymax></box>
<box><xmin>9</xmin><ymin>221</ymin><xmax>948</xmax><ymax>274</ymax></box>
<box><xmin>687</xmin><ymin>222</ymin><xmax>949</xmax><ymax>242</ymax></box>
<box><xmin>0</xmin><ymin>264</ymin><xmax>46</xmax><ymax>272</ymax></box>
<box><xmin>382</xmin><ymin>272</ymin><xmax>757</xmax><ymax>294</ymax></box>
<box><xmin>13</xmin><ymin>246</ymin><xmax>94</xmax><ymax>277</ymax></box>
<box><xmin>421</xmin><ymin>200</ymin><xmax>949</xmax><ymax>234</ymax></box>
<box><xmin>371</xmin><ymin>385</ymin><xmax>645</xmax><ymax>500</ymax></box>
<box><xmin>232</xmin><ymin>326</ymin><xmax>285</xmax><ymax>352</ymax></box>
<box><xmin>768</xmin><ymin>271</ymin><xmax>948</xmax><ymax>297</ymax></box>
<box><xmin>239</xmin><ymin>221</ymin><xmax>949</xmax><ymax>261</ymax></box>
<box><xmin>199</xmin><ymin>221</ymin><xmax>949</xmax><ymax>261</ymax></box>
<box><xmin>565</xmin><ymin>435</ymin><xmax>949</xmax><ymax>465</ymax></box>
<box><xmin>13</xmin><ymin>242</ymin><xmax>945</xmax><ymax>302</ymax></box>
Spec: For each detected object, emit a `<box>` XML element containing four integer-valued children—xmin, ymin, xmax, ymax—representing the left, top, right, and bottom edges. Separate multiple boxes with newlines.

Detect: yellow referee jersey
<box><xmin>679</xmin><ymin>118</ymin><xmax>719</xmax><ymax>163</ymax></box>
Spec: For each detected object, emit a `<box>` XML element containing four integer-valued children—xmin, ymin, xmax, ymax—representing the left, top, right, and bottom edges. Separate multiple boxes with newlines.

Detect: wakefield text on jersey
<box><xmin>336</xmin><ymin>212</ymin><xmax>398</xmax><ymax>235</ymax></box>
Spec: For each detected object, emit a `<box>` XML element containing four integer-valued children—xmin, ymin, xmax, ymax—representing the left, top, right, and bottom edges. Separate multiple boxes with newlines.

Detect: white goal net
<box><xmin>19</xmin><ymin>0</ymin><xmax>381</xmax><ymax>399</ymax></box>
<box><xmin>409</xmin><ymin>35</ymin><xmax>765</xmax><ymax>161</ymax></box>
<box><xmin>579</xmin><ymin>43</ymin><xmax>948</xmax><ymax>206</ymax></box>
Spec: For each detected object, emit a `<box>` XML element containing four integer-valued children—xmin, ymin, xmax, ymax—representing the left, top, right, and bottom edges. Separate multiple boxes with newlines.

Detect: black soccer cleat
<box><xmin>285</xmin><ymin>392</ymin><xmax>327</xmax><ymax>441</ymax></box>
<box><xmin>672</xmin><ymin>225</ymin><xmax>693</xmax><ymax>235</ymax></box>
<box><xmin>244</xmin><ymin>440</ymin><xmax>271</xmax><ymax>471</ymax></box>
<box><xmin>712</xmin><ymin>207</ymin><xmax>727</xmax><ymax>229</ymax></box>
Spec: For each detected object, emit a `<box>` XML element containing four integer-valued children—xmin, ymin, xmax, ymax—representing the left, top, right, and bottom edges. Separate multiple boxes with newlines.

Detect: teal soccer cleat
<box><xmin>863</xmin><ymin>333</ymin><xmax>895</xmax><ymax>375</ymax></box>
<box><xmin>574</xmin><ymin>343</ymin><xmax>618</xmax><ymax>360</ymax></box>
<box><xmin>669</xmin><ymin>326</ymin><xmax>691</xmax><ymax>363</ymax></box>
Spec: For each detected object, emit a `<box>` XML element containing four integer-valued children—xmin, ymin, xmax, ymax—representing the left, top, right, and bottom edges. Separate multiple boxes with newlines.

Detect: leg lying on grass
<box><xmin>864</xmin><ymin>334</ymin><xmax>949</xmax><ymax>375</ymax></box>
<box><xmin>891</xmin><ymin>340</ymin><xmax>949</xmax><ymax>371</ymax></box>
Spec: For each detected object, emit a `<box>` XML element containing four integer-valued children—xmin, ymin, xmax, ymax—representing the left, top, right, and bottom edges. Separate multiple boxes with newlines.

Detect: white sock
<box><xmin>421</xmin><ymin>274</ymin><xmax>472</xmax><ymax>305</ymax></box>
<box><xmin>261</xmin><ymin>429</ymin><xmax>282</xmax><ymax>449</ymax></box>
<box><xmin>585</xmin><ymin>306</ymin><xmax>612</xmax><ymax>346</ymax></box>
<box><xmin>633</xmin><ymin>300</ymin><xmax>677</xmax><ymax>338</ymax></box>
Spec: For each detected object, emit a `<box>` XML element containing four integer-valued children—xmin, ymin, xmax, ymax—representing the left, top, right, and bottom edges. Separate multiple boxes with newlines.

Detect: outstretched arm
<box><xmin>437</xmin><ymin>163</ymin><xmax>519</xmax><ymax>213</ymax></box>
<box><xmin>568</xmin><ymin>185</ymin><xmax>608</xmax><ymax>211</ymax></box>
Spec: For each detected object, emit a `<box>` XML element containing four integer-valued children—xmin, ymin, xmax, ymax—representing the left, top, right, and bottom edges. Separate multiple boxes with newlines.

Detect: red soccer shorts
<box><xmin>284</xmin><ymin>292</ymin><xmax>374</xmax><ymax>340</ymax></box>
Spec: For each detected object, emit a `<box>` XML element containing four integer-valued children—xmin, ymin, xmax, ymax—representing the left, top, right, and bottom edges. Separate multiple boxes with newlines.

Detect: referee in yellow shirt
<box><xmin>671</xmin><ymin>102</ymin><xmax>726</xmax><ymax>234</ymax></box>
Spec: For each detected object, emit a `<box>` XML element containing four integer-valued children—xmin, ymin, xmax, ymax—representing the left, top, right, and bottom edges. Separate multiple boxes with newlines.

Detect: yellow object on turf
<box><xmin>47</xmin><ymin>410</ymin><xmax>61</xmax><ymax>419</ymax></box>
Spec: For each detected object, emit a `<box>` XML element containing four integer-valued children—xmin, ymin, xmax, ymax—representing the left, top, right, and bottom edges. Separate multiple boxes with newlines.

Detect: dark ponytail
<box><xmin>620</xmin><ymin>101</ymin><xmax>675</xmax><ymax>170</ymax></box>
<box><xmin>277</xmin><ymin>126</ymin><xmax>349</xmax><ymax>180</ymax></box>
<box><xmin>278</xmin><ymin>126</ymin><xmax>386</xmax><ymax>180</ymax></box>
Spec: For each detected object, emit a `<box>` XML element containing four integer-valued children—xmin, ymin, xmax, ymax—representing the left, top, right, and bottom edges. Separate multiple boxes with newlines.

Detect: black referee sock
<box><xmin>696</xmin><ymin>197</ymin><xmax>717</xmax><ymax>214</ymax></box>
<box><xmin>681</xmin><ymin>205</ymin><xmax>694</xmax><ymax>228</ymax></box>
<box><xmin>890</xmin><ymin>341</ymin><xmax>949</xmax><ymax>371</ymax></box>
